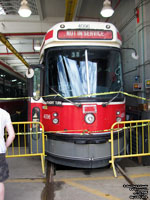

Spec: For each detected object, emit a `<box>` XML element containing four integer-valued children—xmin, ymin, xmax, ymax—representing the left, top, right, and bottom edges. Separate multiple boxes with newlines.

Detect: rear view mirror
<box><xmin>26</xmin><ymin>68</ymin><xmax>34</xmax><ymax>78</ymax></box>
<box><xmin>122</xmin><ymin>47</ymin><xmax>139</xmax><ymax>60</ymax></box>
<box><xmin>131</xmin><ymin>52</ymin><xmax>139</xmax><ymax>60</ymax></box>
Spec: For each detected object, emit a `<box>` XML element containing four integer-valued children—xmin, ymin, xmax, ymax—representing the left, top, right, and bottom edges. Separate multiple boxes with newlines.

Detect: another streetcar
<box><xmin>0</xmin><ymin>61</ymin><xmax>27</xmax><ymax>121</ymax></box>
<box><xmin>28</xmin><ymin>22</ymin><xmax>125</xmax><ymax>168</ymax></box>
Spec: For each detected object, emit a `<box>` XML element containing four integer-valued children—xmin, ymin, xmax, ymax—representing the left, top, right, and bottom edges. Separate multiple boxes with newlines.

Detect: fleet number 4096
<box><xmin>78</xmin><ymin>24</ymin><xmax>90</xmax><ymax>29</ymax></box>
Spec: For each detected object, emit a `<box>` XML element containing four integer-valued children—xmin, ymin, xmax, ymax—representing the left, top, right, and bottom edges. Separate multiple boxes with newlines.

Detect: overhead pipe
<box><xmin>0</xmin><ymin>32</ymin><xmax>30</xmax><ymax>69</ymax></box>
<box><xmin>3</xmin><ymin>32</ymin><xmax>46</xmax><ymax>37</ymax></box>
<box><xmin>112</xmin><ymin>0</ymin><xmax>121</xmax><ymax>10</ymax></box>
<box><xmin>0</xmin><ymin>52</ymin><xmax>39</xmax><ymax>55</ymax></box>
<box><xmin>65</xmin><ymin>0</ymin><xmax>78</xmax><ymax>21</ymax></box>
<box><xmin>33</xmin><ymin>39</ymin><xmax>35</xmax><ymax>52</ymax></box>
<box><xmin>141</xmin><ymin>1</ymin><xmax>145</xmax><ymax>101</ymax></box>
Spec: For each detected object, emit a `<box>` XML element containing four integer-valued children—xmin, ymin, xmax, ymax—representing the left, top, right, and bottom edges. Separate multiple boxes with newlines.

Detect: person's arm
<box><xmin>5</xmin><ymin>123</ymin><xmax>15</xmax><ymax>148</ymax></box>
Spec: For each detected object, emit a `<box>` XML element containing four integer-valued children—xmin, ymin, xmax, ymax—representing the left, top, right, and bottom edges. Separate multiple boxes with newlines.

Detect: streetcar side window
<box><xmin>0</xmin><ymin>68</ymin><xmax>27</xmax><ymax>98</ymax></box>
<box><xmin>0</xmin><ymin>85</ymin><xmax>3</xmax><ymax>97</ymax></box>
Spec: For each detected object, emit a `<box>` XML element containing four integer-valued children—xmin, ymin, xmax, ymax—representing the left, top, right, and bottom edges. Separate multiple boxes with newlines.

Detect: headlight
<box><xmin>53</xmin><ymin>118</ymin><xmax>59</xmax><ymax>124</ymax></box>
<box><xmin>116</xmin><ymin>117</ymin><xmax>122</xmax><ymax>122</ymax></box>
<box><xmin>85</xmin><ymin>113</ymin><xmax>95</xmax><ymax>124</ymax></box>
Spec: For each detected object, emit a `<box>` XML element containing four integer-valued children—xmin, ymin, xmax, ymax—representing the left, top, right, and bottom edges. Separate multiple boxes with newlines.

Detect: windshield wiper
<box><xmin>102</xmin><ymin>87</ymin><xmax>123</xmax><ymax>107</ymax></box>
<box><xmin>50</xmin><ymin>88</ymin><xmax>81</xmax><ymax>107</ymax></box>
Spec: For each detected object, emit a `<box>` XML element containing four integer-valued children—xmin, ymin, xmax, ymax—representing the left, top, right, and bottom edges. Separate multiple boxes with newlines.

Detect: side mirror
<box><xmin>122</xmin><ymin>47</ymin><xmax>139</xmax><ymax>60</ymax></box>
<box><xmin>26</xmin><ymin>68</ymin><xmax>34</xmax><ymax>78</ymax></box>
<box><xmin>131</xmin><ymin>52</ymin><xmax>139</xmax><ymax>60</ymax></box>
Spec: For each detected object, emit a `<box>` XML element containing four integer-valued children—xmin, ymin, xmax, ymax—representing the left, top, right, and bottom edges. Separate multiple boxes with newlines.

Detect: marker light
<box><xmin>117</xmin><ymin>32</ymin><xmax>122</xmax><ymax>41</ymax></box>
<box><xmin>45</xmin><ymin>30</ymin><xmax>53</xmax><ymax>40</ymax></box>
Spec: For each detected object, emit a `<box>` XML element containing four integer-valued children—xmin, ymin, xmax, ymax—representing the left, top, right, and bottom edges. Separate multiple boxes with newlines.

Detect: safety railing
<box><xmin>5</xmin><ymin>121</ymin><xmax>45</xmax><ymax>174</ymax></box>
<box><xmin>109</xmin><ymin>119</ymin><xmax>150</xmax><ymax>177</ymax></box>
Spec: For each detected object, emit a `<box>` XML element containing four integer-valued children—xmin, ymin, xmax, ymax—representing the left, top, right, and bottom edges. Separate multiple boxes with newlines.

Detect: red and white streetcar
<box><xmin>28</xmin><ymin>21</ymin><xmax>125</xmax><ymax>168</ymax></box>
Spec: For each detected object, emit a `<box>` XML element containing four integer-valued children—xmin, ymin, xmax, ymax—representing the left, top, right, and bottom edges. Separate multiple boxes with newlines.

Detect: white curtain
<box><xmin>57</xmin><ymin>55</ymin><xmax>97</xmax><ymax>97</ymax></box>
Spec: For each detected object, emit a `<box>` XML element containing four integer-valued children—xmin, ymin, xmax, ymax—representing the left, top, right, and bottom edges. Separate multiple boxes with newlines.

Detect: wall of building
<box><xmin>110</xmin><ymin>0</ymin><xmax>150</xmax><ymax>118</ymax></box>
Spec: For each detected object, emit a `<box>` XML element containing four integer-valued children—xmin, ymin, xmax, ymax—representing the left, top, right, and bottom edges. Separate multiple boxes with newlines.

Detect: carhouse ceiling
<box><xmin>0</xmin><ymin>0</ymin><xmax>121</xmax><ymax>76</ymax></box>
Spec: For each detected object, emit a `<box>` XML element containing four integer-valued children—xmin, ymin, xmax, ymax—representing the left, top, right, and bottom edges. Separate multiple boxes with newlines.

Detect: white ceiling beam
<box><xmin>0</xmin><ymin>15</ymin><xmax>63</xmax><ymax>33</ymax></box>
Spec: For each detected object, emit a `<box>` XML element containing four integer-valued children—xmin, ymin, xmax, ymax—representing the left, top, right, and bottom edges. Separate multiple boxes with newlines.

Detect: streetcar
<box><xmin>28</xmin><ymin>22</ymin><xmax>125</xmax><ymax>168</ymax></box>
<box><xmin>0</xmin><ymin>61</ymin><xmax>27</xmax><ymax>121</ymax></box>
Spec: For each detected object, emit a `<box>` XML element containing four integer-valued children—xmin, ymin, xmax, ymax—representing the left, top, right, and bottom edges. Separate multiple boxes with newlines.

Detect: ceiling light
<box><xmin>0</xmin><ymin>5</ymin><xmax>6</xmax><ymax>15</ymax></box>
<box><xmin>34</xmin><ymin>40</ymin><xmax>41</xmax><ymax>51</ymax></box>
<box><xmin>12</xmin><ymin>79</ymin><xmax>17</xmax><ymax>82</ymax></box>
<box><xmin>100</xmin><ymin>0</ymin><xmax>114</xmax><ymax>18</ymax></box>
<box><xmin>34</xmin><ymin>45</ymin><xmax>41</xmax><ymax>51</ymax></box>
<box><xmin>18</xmin><ymin>0</ymin><xmax>32</xmax><ymax>17</ymax></box>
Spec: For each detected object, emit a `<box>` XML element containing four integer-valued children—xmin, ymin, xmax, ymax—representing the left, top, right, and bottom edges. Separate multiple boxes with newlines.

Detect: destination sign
<box><xmin>58</xmin><ymin>30</ymin><xmax>113</xmax><ymax>40</ymax></box>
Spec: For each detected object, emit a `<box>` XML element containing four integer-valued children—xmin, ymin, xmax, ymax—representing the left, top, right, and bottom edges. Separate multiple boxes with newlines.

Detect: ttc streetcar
<box><xmin>0</xmin><ymin>60</ymin><xmax>27</xmax><ymax>122</ymax></box>
<box><xmin>28</xmin><ymin>22</ymin><xmax>125</xmax><ymax>168</ymax></box>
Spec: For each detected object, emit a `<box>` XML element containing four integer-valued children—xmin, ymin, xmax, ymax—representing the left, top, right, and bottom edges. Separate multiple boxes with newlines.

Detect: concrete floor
<box><xmin>5</xmin><ymin>157</ymin><xmax>45</xmax><ymax>200</ymax></box>
<box><xmin>5</xmin><ymin>157</ymin><xmax>150</xmax><ymax>200</ymax></box>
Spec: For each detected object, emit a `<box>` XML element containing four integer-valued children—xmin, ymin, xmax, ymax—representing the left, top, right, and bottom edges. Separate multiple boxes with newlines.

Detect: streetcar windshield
<box><xmin>44</xmin><ymin>47</ymin><xmax>123</xmax><ymax>99</ymax></box>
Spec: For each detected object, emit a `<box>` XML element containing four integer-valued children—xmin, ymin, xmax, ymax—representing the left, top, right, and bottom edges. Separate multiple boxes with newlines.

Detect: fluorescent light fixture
<box><xmin>12</xmin><ymin>79</ymin><xmax>17</xmax><ymax>82</ymax></box>
<box><xmin>100</xmin><ymin>0</ymin><xmax>114</xmax><ymax>18</ymax></box>
<box><xmin>0</xmin><ymin>74</ymin><xmax>5</xmax><ymax>77</ymax></box>
<box><xmin>0</xmin><ymin>4</ymin><xmax>6</xmax><ymax>15</ymax></box>
<box><xmin>17</xmin><ymin>82</ymin><xmax>22</xmax><ymax>84</ymax></box>
<box><xmin>34</xmin><ymin>45</ymin><xmax>41</xmax><ymax>51</ymax></box>
<box><xmin>34</xmin><ymin>40</ymin><xmax>41</xmax><ymax>51</ymax></box>
<box><xmin>18</xmin><ymin>0</ymin><xmax>32</xmax><ymax>17</ymax></box>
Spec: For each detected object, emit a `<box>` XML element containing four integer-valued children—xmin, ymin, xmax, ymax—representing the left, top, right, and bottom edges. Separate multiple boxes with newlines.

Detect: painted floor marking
<box><xmin>5</xmin><ymin>173</ymin><xmax>150</xmax><ymax>200</ymax></box>
<box><xmin>64</xmin><ymin>180</ymin><xmax>122</xmax><ymax>200</ymax></box>
<box><xmin>6</xmin><ymin>173</ymin><xmax>150</xmax><ymax>183</ymax></box>
<box><xmin>57</xmin><ymin>173</ymin><xmax>150</xmax><ymax>200</ymax></box>
<box><xmin>6</xmin><ymin>178</ymin><xmax>46</xmax><ymax>183</ymax></box>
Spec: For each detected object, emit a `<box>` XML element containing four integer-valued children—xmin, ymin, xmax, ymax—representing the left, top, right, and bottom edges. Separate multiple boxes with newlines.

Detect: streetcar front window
<box><xmin>45</xmin><ymin>47</ymin><xmax>123</xmax><ymax>99</ymax></box>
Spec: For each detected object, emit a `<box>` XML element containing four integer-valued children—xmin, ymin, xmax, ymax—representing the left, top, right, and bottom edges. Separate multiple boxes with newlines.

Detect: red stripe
<box><xmin>3</xmin><ymin>32</ymin><xmax>46</xmax><ymax>37</ymax></box>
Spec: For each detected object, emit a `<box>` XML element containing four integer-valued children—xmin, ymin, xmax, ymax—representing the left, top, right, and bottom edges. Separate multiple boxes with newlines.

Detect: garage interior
<box><xmin>0</xmin><ymin>0</ymin><xmax>150</xmax><ymax>119</ymax></box>
<box><xmin>0</xmin><ymin>1</ymin><xmax>150</xmax><ymax>200</ymax></box>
